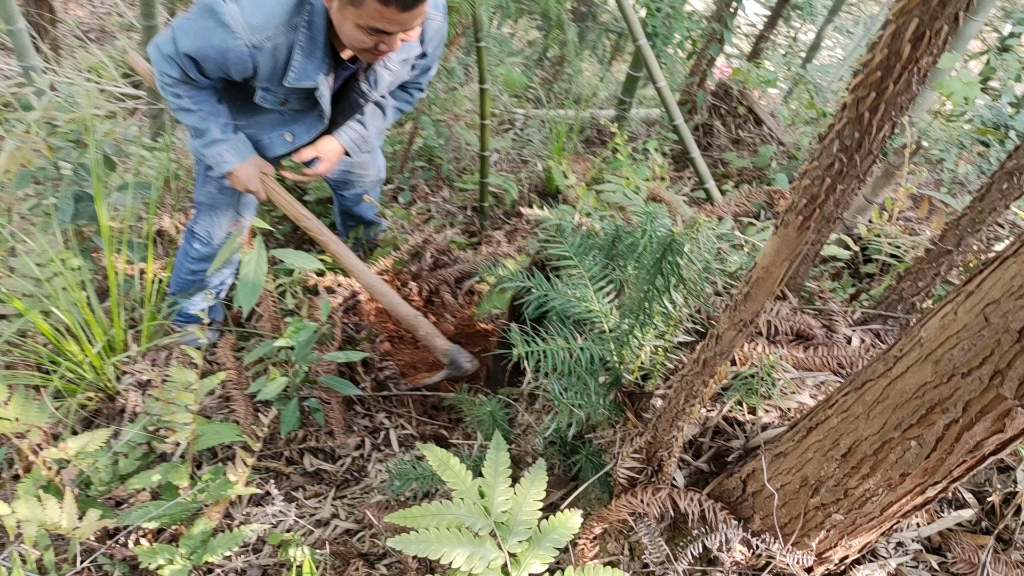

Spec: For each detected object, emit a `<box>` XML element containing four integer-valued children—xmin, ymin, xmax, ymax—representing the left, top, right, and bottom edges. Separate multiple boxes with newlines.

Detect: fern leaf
<box><xmin>386</xmin><ymin>527</ymin><xmax>504</xmax><ymax>574</ymax></box>
<box><xmin>385</xmin><ymin>499</ymin><xmax>493</xmax><ymax>534</ymax></box>
<box><xmin>179</xmin><ymin>516</ymin><xmax>218</xmax><ymax>557</ymax></box>
<box><xmin>134</xmin><ymin>543</ymin><xmax>184</xmax><ymax>571</ymax></box>
<box><xmin>480</xmin><ymin>432</ymin><xmax>514</xmax><ymax>522</ymax></box>
<box><xmin>510</xmin><ymin>509</ymin><xmax>584</xmax><ymax>576</ymax></box>
<box><xmin>193</xmin><ymin>418</ymin><xmax>245</xmax><ymax>451</ymax></box>
<box><xmin>497</xmin><ymin>459</ymin><xmax>547</xmax><ymax>553</ymax></box>
<box><xmin>124</xmin><ymin>462</ymin><xmax>190</xmax><ymax>491</ymax></box>
<box><xmin>40</xmin><ymin>428</ymin><xmax>114</xmax><ymax>461</ymax></box>
<box><xmin>552</xmin><ymin>566</ymin><xmax>626</xmax><ymax>576</ymax></box>
<box><xmin>197</xmin><ymin>524</ymin><xmax>267</xmax><ymax>564</ymax></box>
<box><xmin>419</xmin><ymin>444</ymin><xmax>480</xmax><ymax>502</ymax></box>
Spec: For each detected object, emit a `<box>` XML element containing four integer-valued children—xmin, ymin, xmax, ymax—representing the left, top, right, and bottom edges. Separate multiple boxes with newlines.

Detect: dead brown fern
<box><xmin>309</xmin><ymin>300</ymin><xmax>352</xmax><ymax>437</ymax></box>
<box><xmin>255</xmin><ymin>284</ymin><xmax>285</xmax><ymax>336</ymax></box>
<box><xmin>946</xmin><ymin>534</ymin><xmax>1024</xmax><ymax>576</ymax></box>
<box><xmin>758</xmin><ymin>301</ymin><xmax>828</xmax><ymax>343</ymax></box>
<box><xmin>698</xmin><ymin>186</ymin><xmax>791</xmax><ymax>220</ymax></box>
<box><xmin>736</xmin><ymin>341</ymin><xmax>873</xmax><ymax>377</ymax></box>
<box><xmin>629</xmin><ymin>512</ymin><xmax>674</xmax><ymax>574</ymax></box>
<box><xmin>212</xmin><ymin>333</ymin><xmax>258</xmax><ymax>435</ymax></box>
<box><xmin>575</xmin><ymin>485</ymin><xmax>737</xmax><ymax>565</ymax></box>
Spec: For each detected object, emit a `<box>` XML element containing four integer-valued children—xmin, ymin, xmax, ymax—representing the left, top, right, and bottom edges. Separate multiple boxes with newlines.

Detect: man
<box><xmin>148</xmin><ymin>0</ymin><xmax>447</xmax><ymax>345</ymax></box>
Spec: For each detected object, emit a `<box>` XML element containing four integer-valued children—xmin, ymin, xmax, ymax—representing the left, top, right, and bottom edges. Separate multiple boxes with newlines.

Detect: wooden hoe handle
<box><xmin>126</xmin><ymin>51</ymin><xmax>479</xmax><ymax>380</ymax></box>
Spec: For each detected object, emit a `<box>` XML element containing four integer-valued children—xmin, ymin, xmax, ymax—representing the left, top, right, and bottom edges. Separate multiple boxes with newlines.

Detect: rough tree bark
<box><xmin>746</xmin><ymin>0</ymin><xmax>790</xmax><ymax>63</ymax></box>
<box><xmin>642</xmin><ymin>0</ymin><xmax>977</xmax><ymax>481</ymax></box>
<box><xmin>868</xmin><ymin>141</ymin><xmax>1024</xmax><ymax>324</ymax></box>
<box><xmin>678</xmin><ymin>0</ymin><xmax>740</xmax><ymax>110</ymax></box>
<box><xmin>708</xmin><ymin>232</ymin><xmax>1024</xmax><ymax>571</ymax></box>
<box><xmin>21</xmin><ymin>0</ymin><xmax>59</xmax><ymax>58</ymax></box>
<box><xmin>798</xmin><ymin>0</ymin><xmax>848</xmax><ymax>69</ymax></box>
<box><xmin>808</xmin><ymin>0</ymin><xmax>998</xmax><ymax>282</ymax></box>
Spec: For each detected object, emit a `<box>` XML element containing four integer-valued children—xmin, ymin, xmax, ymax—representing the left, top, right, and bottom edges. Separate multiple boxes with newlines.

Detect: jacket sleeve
<box><xmin>147</xmin><ymin>0</ymin><xmax>258</xmax><ymax>176</ymax></box>
<box><xmin>331</xmin><ymin>11</ymin><xmax>448</xmax><ymax>156</ymax></box>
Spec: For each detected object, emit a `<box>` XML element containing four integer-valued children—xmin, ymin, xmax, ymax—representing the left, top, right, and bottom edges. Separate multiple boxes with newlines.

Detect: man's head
<box><xmin>326</xmin><ymin>0</ymin><xmax>428</xmax><ymax>63</ymax></box>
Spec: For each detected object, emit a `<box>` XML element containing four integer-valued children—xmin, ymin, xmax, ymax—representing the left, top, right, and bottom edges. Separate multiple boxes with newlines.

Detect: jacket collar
<box><xmin>283</xmin><ymin>0</ymin><xmax>333</xmax><ymax>89</ymax></box>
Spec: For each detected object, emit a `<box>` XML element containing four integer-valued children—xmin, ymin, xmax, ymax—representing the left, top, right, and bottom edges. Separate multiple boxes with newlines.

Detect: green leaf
<box><xmin>386</xmin><ymin>527</ymin><xmax>504</xmax><ymax>574</ymax></box>
<box><xmin>40</xmin><ymin>428</ymin><xmax>114</xmax><ymax>461</ymax></box>
<box><xmin>134</xmin><ymin>543</ymin><xmax>183</xmax><ymax>571</ymax></box>
<box><xmin>244</xmin><ymin>340</ymin><xmax>278</xmax><ymax>364</ymax></box>
<box><xmin>480</xmin><ymin>432</ymin><xmax>514</xmax><ymax>522</ymax></box>
<box><xmin>418</xmin><ymin>444</ymin><xmax>480</xmax><ymax>502</ymax></box>
<box><xmin>271</xmin><ymin>249</ymin><xmax>325</xmax><ymax>272</ymax></box>
<box><xmin>936</xmin><ymin>52</ymin><xmax>961</xmax><ymax>70</ymax></box>
<box><xmin>497</xmin><ymin>459</ymin><xmax>547</xmax><ymax>553</ymax></box>
<box><xmin>385</xmin><ymin>499</ymin><xmax>492</xmax><ymax>534</ymax></box>
<box><xmin>820</xmin><ymin>244</ymin><xmax>853</xmax><ymax>260</ymax></box>
<box><xmin>256</xmin><ymin>376</ymin><xmax>289</xmax><ymax>401</ymax></box>
<box><xmin>124</xmin><ymin>462</ymin><xmax>190</xmax><ymax>491</ymax></box>
<box><xmin>179</xmin><ymin>516</ymin><xmax>218</xmax><ymax>556</ymax></box>
<box><xmin>280</xmin><ymin>398</ymin><xmax>301</xmax><ymax>437</ymax></box>
<box><xmin>118</xmin><ymin>499</ymin><xmax>204</xmax><ymax>529</ymax></box>
<box><xmin>194</xmin><ymin>419</ymin><xmax>246</xmax><ymax>451</ymax></box>
<box><xmin>319</xmin><ymin>376</ymin><xmax>363</xmax><ymax>396</ymax></box>
<box><xmin>198</xmin><ymin>524</ymin><xmax>268</xmax><ymax>564</ymax></box>
<box><xmin>510</xmin><ymin>509</ymin><xmax>583</xmax><ymax>576</ymax></box>
<box><xmin>318</xmin><ymin>351</ymin><xmax>370</xmax><ymax>363</ymax></box>
<box><xmin>235</xmin><ymin>235</ymin><xmax>268</xmax><ymax>316</ymax></box>
<box><xmin>553</xmin><ymin>566</ymin><xmax>626</xmax><ymax>576</ymax></box>
<box><xmin>207</xmin><ymin>228</ymin><xmax>245</xmax><ymax>278</ymax></box>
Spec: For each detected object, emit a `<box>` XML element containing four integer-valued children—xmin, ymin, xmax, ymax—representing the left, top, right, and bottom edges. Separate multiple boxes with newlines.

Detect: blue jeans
<box><xmin>167</xmin><ymin>148</ymin><xmax>386</xmax><ymax>326</ymax></box>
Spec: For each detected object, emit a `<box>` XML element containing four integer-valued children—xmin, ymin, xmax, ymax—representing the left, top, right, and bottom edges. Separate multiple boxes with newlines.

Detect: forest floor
<box><xmin>4</xmin><ymin>12</ymin><xmax>1024</xmax><ymax>576</ymax></box>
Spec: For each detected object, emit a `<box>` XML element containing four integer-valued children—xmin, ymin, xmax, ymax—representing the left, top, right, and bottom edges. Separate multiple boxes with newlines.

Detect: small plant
<box><xmin>133</xmin><ymin>516</ymin><xmax>268</xmax><ymax>576</ymax></box>
<box><xmin>245</xmin><ymin>314</ymin><xmax>368</xmax><ymax>437</ymax></box>
<box><xmin>725</xmin><ymin>355</ymin><xmax>785</xmax><ymax>412</ymax></box>
<box><xmin>445</xmin><ymin>387</ymin><xmax>515</xmax><ymax>439</ymax></box>
<box><xmin>385</xmin><ymin>432</ymin><xmax>623</xmax><ymax>576</ymax></box>
<box><xmin>269</xmin><ymin>532</ymin><xmax>321</xmax><ymax>576</ymax></box>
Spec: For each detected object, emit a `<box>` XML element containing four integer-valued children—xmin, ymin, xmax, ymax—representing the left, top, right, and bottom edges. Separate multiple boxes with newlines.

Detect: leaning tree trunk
<box><xmin>798</xmin><ymin>0</ymin><xmax>848</xmax><ymax>69</ymax></box>
<box><xmin>746</xmin><ymin>0</ymin><xmax>790</xmax><ymax>63</ymax></box>
<box><xmin>868</xmin><ymin>141</ymin><xmax>1024</xmax><ymax>324</ymax></box>
<box><xmin>21</xmin><ymin>0</ymin><xmax>59</xmax><ymax>59</ymax></box>
<box><xmin>0</xmin><ymin>0</ymin><xmax>43</xmax><ymax>85</ymax></box>
<box><xmin>708</xmin><ymin>231</ymin><xmax>1024</xmax><ymax>571</ymax></box>
<box><xmin>616</xmin><ymin>0</ymin><xmax>722</xmax><ymax>203</ymax></box>
<box><xmin>817</xmin><ymin>0</ymin><xmax>998</xmax><ymax>274</ymax></box>
<box><xmin>641</xmin><ymin>0</ymin><xmax>977</xmax><ymax>481</ymax></box>
<box><xmin>678</xmin><ymin>0</ymin><xmax>740</xmax><ymax>111</ymax></box>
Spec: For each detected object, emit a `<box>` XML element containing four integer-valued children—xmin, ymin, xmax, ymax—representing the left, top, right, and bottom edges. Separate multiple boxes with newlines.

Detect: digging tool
<box><xmin>127</xmin><ymin>52</ymin><xmax>479</xmax><ymax>385</ymax></box>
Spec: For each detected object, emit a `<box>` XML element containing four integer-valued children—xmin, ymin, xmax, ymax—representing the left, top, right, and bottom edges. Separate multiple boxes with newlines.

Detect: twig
<box><xmin>559</xmin><ymin>463</ymin><xmax>614</xmax><ymax>511</ymax></box>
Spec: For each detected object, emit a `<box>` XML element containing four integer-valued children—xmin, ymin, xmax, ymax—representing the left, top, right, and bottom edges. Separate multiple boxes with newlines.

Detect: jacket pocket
<box><xmin>253</xmin><ymin>86</ymin><xmax>318</xmax><ymax>111</ymax></box>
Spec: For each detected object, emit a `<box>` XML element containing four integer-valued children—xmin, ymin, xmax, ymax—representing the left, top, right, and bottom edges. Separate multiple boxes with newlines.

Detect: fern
<box><xmin>386</xmin><ymin>432</ymin><xmax>620</xmax><ymax>576</ymax></box>
<box><xmin>133</xmin><ymin>516</ymin><xmax>268</xmax><ymax>576</ymax></box>
<box><xmin>446</xmin><ymin>388</ymin><xmax>515</xmax><ymax>438</ymax></box>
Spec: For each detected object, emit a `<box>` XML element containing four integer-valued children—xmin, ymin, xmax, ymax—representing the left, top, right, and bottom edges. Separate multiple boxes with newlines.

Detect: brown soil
<box><xmin>356</xmin><ymin>280</ymin><xmax>499</xmax><ymax>388</ymax></box>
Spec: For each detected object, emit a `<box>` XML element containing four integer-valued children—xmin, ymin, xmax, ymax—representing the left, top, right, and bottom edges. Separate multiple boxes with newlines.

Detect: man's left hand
<box><xmin>280</xmin><ymin>135</ymin><xmax>346</xmax><ymax>182</ymax></box>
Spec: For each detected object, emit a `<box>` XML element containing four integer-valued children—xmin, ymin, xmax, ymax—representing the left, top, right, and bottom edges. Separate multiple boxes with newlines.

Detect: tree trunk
<box><xmin>0</xmin><ymin>0</ymin><xmax>43</xmax><ymax>85</ymax></box>
<box><xmin>678</xmin><ymin>0</ymin><xmax>740</xmax><ymax>111</ymax></box>
<box><xmin>708</xmin><ymin>232</ymin><xmax>1024</xmax><ymax>571</ymax></box>
<box><xmin>615</xmin><ymin>48</ymin><xmax>646</xmax><ymax>125</ymax></box>
<box><xmin>21</xmin><ymin>0</ymin><xmax>59</xmax><ymax>59</ymax></box>
<box><xmin>746</xmin><ymin>0</ymin><xmax>790</xmax><ymax>63</ymax></box>
<box><xmin>616</xmin><ymin>0</ymin><xmax>722</xmax><ymax>204</ymax></box>
<box><xmin>798</xmin><ymin>0</ymin><xmax>848</xmax><ymax>69</ymax></box>
<box><xmin>642</xmin><ymin>0</ymin><xmax>977</xmax><ymax>481</ymax></box>
<box><xmin>868</xmin><ymin>142</ymin><xmax>1024</xmax><ymax>324</ymax></box>
<box><xmin>796</xmin><ymin>0</ymin><xmax>999</xmax><ymax>289</ymax></box>
<box><xmin>836</xmin><ymin>141</ymin><xmax>922</xmax><ymax>235</ymax></box>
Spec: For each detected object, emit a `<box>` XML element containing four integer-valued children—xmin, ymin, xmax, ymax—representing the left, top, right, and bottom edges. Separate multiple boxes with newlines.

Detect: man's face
<box><xmin>326</xmin><ymin>0</ymin><xmax>427</xmax><ymax>63</ymax></box>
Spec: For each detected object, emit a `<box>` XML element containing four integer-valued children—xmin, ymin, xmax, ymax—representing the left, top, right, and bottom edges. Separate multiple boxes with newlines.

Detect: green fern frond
<box><xmin>510</xmin><ymin>509</ymin><xmax>584</xmax><ymax>576</ymax></box>
<box><xmin>445</xmin><ymin>390</ymin><xmax>514</xmax><ymax>439</ymax></box>
<box><xmin>387</xmin><ymin>527</ymin><xmax>505</xmax><ymax>574</ymax></box>
<box><xmin>419</xmin><ymin>444</ymin><xmax>481</xmax><ymax>502</ymax></box>
<box><xmin>196</xmin><ymin>523</ymin><xmax>268</xmax><ymax>564</ymax></box>
<box><xmin>496</xmin><ymin>459</ymin><xmax>547</xmax><ymax>553</ymax></box>
<box><xmin>480</xmin><ymin>432</ymin><xmax>514</xmax><ymax>522</ymax></box>
<box><xmin>385</xmin><ymin>500</ymin><xmax>493</xmax><ymax>534</ymax></box>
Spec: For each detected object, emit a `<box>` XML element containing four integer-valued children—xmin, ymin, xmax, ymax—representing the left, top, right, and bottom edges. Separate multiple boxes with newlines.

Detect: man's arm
<box><xmin>147</xmin><ymin>0</ymin><xmax>259</xmax><ymax>177</ymax></box>
<box><xmin>331</xmin><ymin>12</ymin><xmax>448</xmax><ymax>157</ymax></box>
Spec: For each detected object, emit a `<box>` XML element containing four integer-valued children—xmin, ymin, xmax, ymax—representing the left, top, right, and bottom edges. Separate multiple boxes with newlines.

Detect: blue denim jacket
<box><xmin>148</xmin><ymin>0</ymin><xmax>447</xmax><ymax>177</ymax></box>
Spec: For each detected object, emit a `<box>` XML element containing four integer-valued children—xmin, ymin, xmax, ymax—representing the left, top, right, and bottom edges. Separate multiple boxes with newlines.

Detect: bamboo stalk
<box><xmin>615</xmin><ymin>0</ymin><xmax>722</xmax><ymax>204</ymax></box>
<box><xmin>798</xmin><ymin>0</ymin><xmax>848</xmax><ymax>69</ymax></box>
<box><xmin>0</xmin><ymin>0</ymin><xmax>44</xmax><ymax>86</ymax></box>
<box><xmin>473</xmin><ymin>0</ymin><xmax>491</xmax><ymax>225</ymax></box>
<box><xmin>614</xmin><ymin>48</ymin><xmax>645</xmax><ymax>125</ymax></box>
<box><xmin>139</xmin><ymin>0</ymin><xmax>165</xmax><ymax>137</ymax></box>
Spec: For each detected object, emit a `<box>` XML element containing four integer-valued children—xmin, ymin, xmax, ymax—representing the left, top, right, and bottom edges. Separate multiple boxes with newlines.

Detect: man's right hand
<box><xmin>226</xmin><ymin>155</ymin><xmax>275</xmax><ymax>201</ymax></box>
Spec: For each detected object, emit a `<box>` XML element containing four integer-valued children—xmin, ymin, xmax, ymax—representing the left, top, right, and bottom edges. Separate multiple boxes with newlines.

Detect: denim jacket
<box><xmin>147</xmin><ymin>0</ymin><xmax>447</xmax><ymax>176</ymax></box>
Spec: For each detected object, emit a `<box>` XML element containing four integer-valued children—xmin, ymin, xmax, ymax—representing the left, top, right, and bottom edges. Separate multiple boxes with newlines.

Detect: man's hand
<box><xmin>226</xmin><ymin>155</ymin><xmax>275</xmax><ymax>201</ymax></box>
<box><xmin>280</xmin><ymin>135</ymin><xmax>346</xmax><ymax>183</ymax></box>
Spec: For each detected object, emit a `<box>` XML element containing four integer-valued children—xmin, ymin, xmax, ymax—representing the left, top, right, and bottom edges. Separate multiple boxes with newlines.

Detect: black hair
<box><xmin>347</xmin><ymin>0</ymin><xmax>427</xmax><ymax>12</ymax></box>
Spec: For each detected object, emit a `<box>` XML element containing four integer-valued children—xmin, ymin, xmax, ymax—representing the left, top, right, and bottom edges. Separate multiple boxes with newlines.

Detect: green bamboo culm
<box><xmin>614</xmin><ymin>48</ymin><xmax>645</xmax><ymax>126</ymax></box>
<box><xmin>615</xmin><ymin>0</ymin><xmax>722</xmax><ymax>204</ymax></box>
<box><xmin>139</xmin><ymin>0</ymin><xmax>166</xmax><ymax>137</ymax></box>
<box><xmin>0</xmin><ymin>0</ymin><xmax>44</xmax><ymax>86</ymax></box>
<box><xmin>474</xmin><ymin>0</ymin><xmax>491</xmax><ymax>225</ymax></box>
